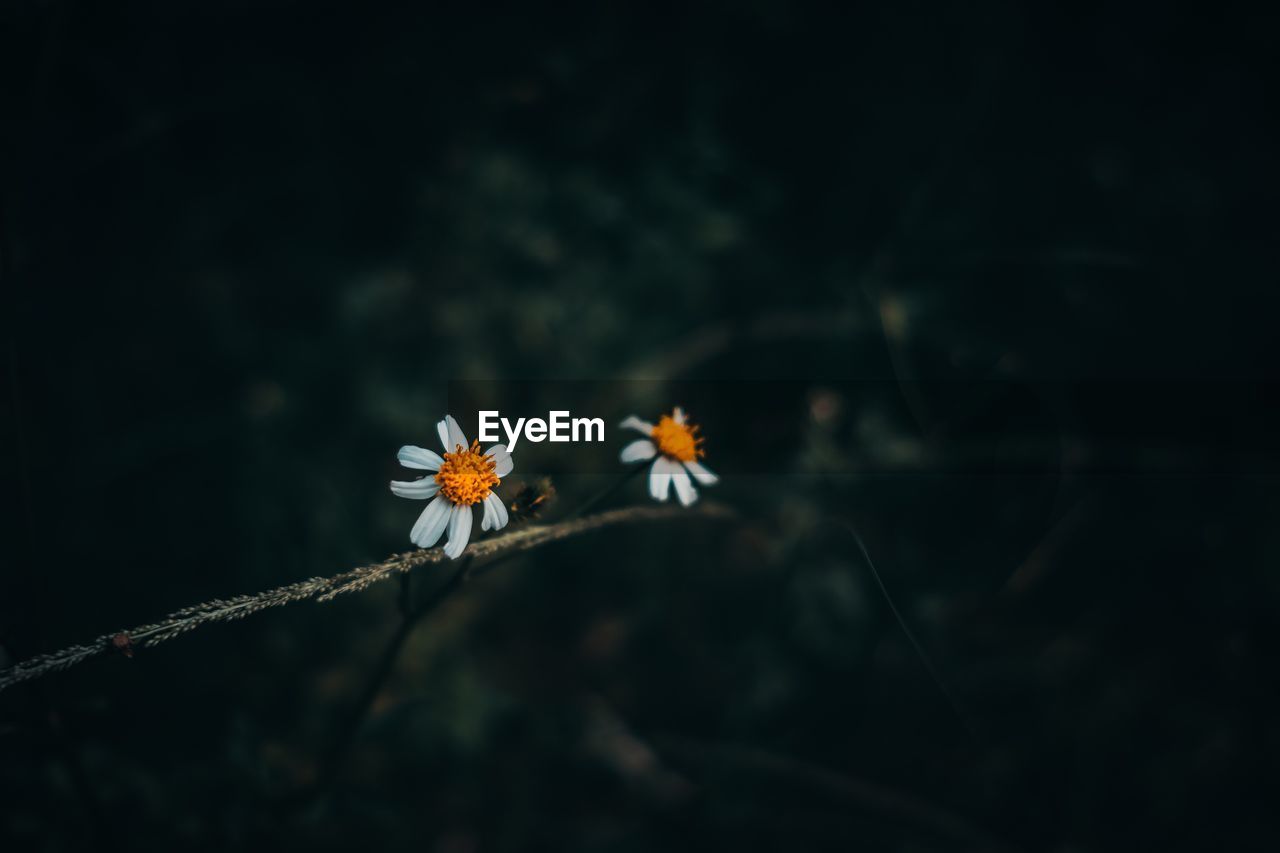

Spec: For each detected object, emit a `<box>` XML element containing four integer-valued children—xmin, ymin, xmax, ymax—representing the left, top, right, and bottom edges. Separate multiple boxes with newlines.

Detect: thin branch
<box><xmin>0</xmin><ymin>503</ymin><xmax>735</xmax><ymax>694</ymax></box>
<box><xmin>299</xmin><ymin>554</ymin><xmax>474</xmax><ymax>807</ymax></box>
<box><xmin>561</xmin><ymin>463</ymin><xmax>646</xmax><ymax>522</ymax></box>
<box><xmin>292</xmin><ymin>466</ymin><xmax>650</xmax><ymax>807</ymax></box>
<box><xmin>828</xmin><ymin>518</ymin><xmax>976</xmax><ymax>740</ymax></box>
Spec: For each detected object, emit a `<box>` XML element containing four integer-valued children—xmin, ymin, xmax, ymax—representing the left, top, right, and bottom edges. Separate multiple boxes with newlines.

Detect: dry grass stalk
<box><xmin>0</xmin><ymin>503</ymin><xmax>733</xmax><ymax>693</ymax></box>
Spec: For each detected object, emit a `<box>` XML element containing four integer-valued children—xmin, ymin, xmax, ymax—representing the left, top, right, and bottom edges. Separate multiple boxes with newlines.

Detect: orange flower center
<box><xmin>650</xmin><ymin>413</ymin><xmax>704</xmax><ymax>462</ymax></box>
<box><xmin>435</xmin><ymin>440</ymin><xmax>500</xmax><ymax>505</ymax></box>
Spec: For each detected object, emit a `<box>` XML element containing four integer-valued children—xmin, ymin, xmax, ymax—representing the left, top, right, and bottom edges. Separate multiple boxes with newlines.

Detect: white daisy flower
<box><xmin>618</xmin><ymin>406</ymin><xmax>718</xmax><ymax>506</ymax></box>
<box><xmin>391</xmin><ymin>414</ymin><xmax>514</xmax><ymax>559</ymax></box>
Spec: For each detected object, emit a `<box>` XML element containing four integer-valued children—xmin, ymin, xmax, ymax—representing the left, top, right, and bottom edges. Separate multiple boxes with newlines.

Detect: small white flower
<box><xmin>391</xmin><ymin>414</ymin><xmax>514</xmax><ymax>559</ymax></box>
<box><xmin>618</xmin><ymin>406</ymin><xmax>718</xmax><ymax>506</ymax></box>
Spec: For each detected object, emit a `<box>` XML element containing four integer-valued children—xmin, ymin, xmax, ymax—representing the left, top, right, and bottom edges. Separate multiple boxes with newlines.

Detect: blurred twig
<box><xmin>829</xmin><ymin>518</ymin><xmax>976</xmax><ymax>740</ymax></box>
<box><xmin>299</xmin><ymin>470</ymin><xmax>707</xmax><ymax>805</ymax></box>
<box><xmin>298</xmin><ymin>554</ymin><xmax>474</xmax><ymax>808</ymax></box>
<box><xmin>0</xmin><ymin>504</ymin><xmax>735</xmax><ymax>694</ymax></box>
<box><xmin>561</xmin><ymin>464</ymin><xmax>646</xmax><ymax>521</ymax></box>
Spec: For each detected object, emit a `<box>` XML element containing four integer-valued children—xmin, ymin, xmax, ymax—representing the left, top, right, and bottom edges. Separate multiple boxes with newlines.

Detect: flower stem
<box><xmin>299</xmin><ymin>555</ymin><xmax>473</xmax><ymax>808</ymax></box>
<box><xmin>563</xmin><ymin>464</ymin><xmax>646</xmax><ymax>521</ymax></box>
<box><xmin>0</xmin><ymin>504</ymin><xmax>733</xmax><ymax>695</ymax></box>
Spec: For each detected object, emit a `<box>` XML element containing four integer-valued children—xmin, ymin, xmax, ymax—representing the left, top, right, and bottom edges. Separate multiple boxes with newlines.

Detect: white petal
<box><xmin>620</xmin><ymin>415</ymin><xmax>655</xmax><ymax>436</ymax></box>
<box><xmin>437</xmin><ymin>414</ymin><xmax>468</xmax><ymax>452</ymax></box>
<box><xmin>620</xmin><ymin>439</ymin><xmax>657</xmax><ymax>463</ymax></box>
<box><xmin>682</xmin><ymin>459</ymin><xmax>718</xmax><ymax>486</ymax></box>
<box><xmin>484</xmin><ymin>492</ymin><xmax>509</xmax><ymax>531</ymax></box>
<box><xmin>446</xmin><ymin>415</ymin><xmax>468</xmax><ymax>449</ymax></box>
<box><xmin>480</xmin><ymin>494</ymin><xmax>496</xmax><ymax>531</ymax></box>
<box><xmin>672</xmin><ymin>406</ymin><xmax>686</xmax><ymax>424</ymax></box>
<box><xmin>486</xmin><ymin>444</ymin><xmax>514</xmax><ymax>478</ymax></box>
<box><xmin>671</xmin><ymin>470</ymin><xmax>698</xmax><ymax>506</ymax></box>
<box><xmin>443</xmin><ymin>504</ymin><xmax>473</xmax><ymax>559</ymax></box>
<box><xmin>648</xmin><ymin>456</ymin><xmax>678</xmax><ymax>502</ymax></box>
<box><xmin>410</xmin><ymin>495</ymin><xmax>452</xmax><ymax>548</ymax></box>
<box><xmin>390</xmin><ymin>477</ymin><xmax>440</xmax><ymax>500</ymax></box>
<box><xmin>397</xmin><ymin>445</ymin><xmax>444</xmax><ymax>471</ymax></box>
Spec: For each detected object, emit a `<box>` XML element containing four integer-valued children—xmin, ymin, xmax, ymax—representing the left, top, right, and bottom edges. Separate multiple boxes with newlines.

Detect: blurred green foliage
<box><xmin>2</xmin><ymin>2</ymin><xmax>1278</xmax><ymax>851</ymax></box>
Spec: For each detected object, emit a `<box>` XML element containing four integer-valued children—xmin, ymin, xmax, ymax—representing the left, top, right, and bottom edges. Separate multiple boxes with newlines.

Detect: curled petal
<box><xmin>410</xmin><ymin>495</ymin><xmax>452</xmax><ymax>548</ymax></box>
<box><xmin>437</xmin><ymin>414</ymin><xmax>468</xmax><ymax>452</ymax></box>
<box><xmin>486</xmin><ymin>444</ymin><xmax>514</xmax><ymax>478</ymax></box>
<box><xmin>620</xmin><ymin>415</ymin><xmax>655</xmax><ymax>436</ymax></box>
<box><xmin>390</xmin><ymin>477</ymin><xmax>440</xmax><ymax>500</ymax></box>
<box><xmin>648</xmin><ymin>456</ymin><xmax>678</xmax><ymax>502</ymax></box>
<box><xmin>443</xmin><ymin>504</ymin><xmax>473</xmax><ymax>559</ymax></box>
<box><xmin>620</xmin><ymin>439</ymin><xmax>657</xmax><ymax>463</ymax></box>
<box><xmin>397</xmin><ymin>445</ymin><xmax>444</xmax><ymax>471</ymax></box>
<box><xmin>682</xmin><ymin>459</ymin><xmax>718</xmax><ymax>486</ymax></box>
<box><xmin>671</xmin><ymin>470</ymin><xmax>698</xmax><ymax>506</ymax></box>
<box><xmin>484</xmin><ymin>492</ymin><xmax>509</xmax><ymax>531</ymax></box>
<box><xmin>480</xmin><ymin>494</ymin><xmax>496</xmax><ymax>531</ymax></box>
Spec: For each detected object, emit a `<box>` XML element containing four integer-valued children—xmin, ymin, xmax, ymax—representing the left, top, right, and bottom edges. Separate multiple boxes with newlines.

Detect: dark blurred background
<box><xmin>2</xmin><ymin>1</ymin><xmax>1278</xmax><ymax>851</ymax></box>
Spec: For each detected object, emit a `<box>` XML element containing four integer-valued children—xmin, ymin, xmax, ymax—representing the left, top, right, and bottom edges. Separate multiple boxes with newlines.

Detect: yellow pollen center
<box><xmin>650</xmin><ymin>414</ymin><xmax>704</xmax><ymax>462</ymax></box>
<box><xmin>434</xmin><ymin>440</ymin><xmax>500</xmax><ymax>505</ymax></box>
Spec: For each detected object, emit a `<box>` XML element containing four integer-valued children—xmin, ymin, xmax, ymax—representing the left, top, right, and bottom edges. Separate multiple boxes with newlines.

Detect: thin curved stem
<box><xmin>561</xmin><ymin>464</ymin><xmax>647</xmax><ymax>521</ymax></box>
<box><xmin>299</xmin><ymin>557</ymin><xmax>471</xmax><ymax>808</ymax></box>
<box><xmin>294</xmin><ymin>497</ymin><xmax>734</xmax><ymax>806</ymax></box>
<box><xmin>0</xmin><ymin>503</ymin><xmax>735</xmax><ymax>694</ymax></box>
